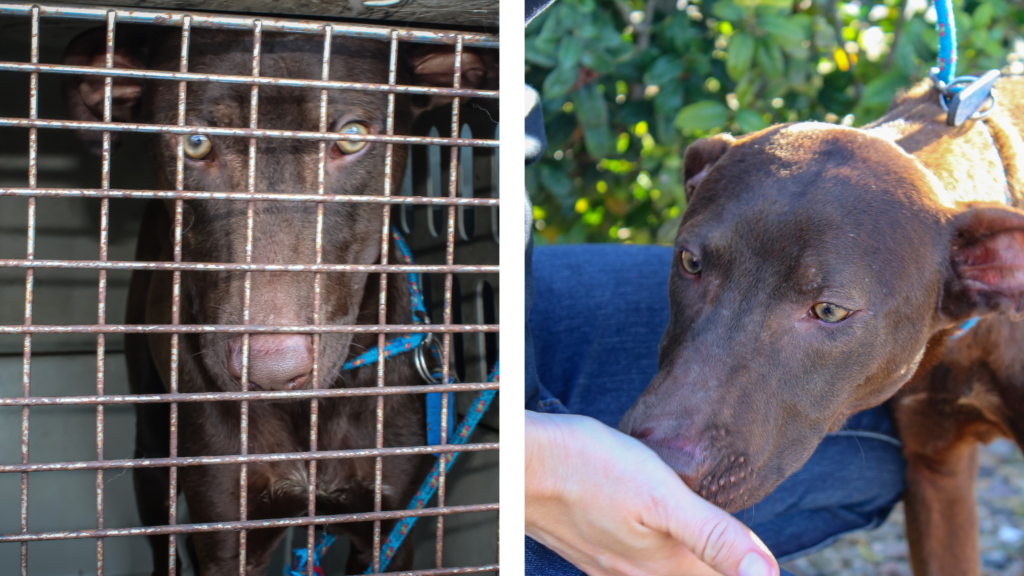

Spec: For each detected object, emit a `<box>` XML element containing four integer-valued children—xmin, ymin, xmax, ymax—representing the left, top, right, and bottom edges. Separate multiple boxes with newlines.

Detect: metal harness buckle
<box><xmin>929</xmin><ymin>67</ymin><xmax>1000</xmax><ymax>127</ymax></box>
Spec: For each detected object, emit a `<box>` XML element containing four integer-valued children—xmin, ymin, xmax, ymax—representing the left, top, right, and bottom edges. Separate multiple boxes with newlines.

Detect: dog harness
<box><xmin>285</xmin><ymin>229</ymin><xmax>498</xmax><ymax>576</ymax></box>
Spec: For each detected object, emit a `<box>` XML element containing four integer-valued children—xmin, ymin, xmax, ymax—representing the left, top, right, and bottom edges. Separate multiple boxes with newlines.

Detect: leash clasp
<box><xmin>929</xmin><ymin>67</ymin><xmax>1000</xmax><ymax>127</ymax></box>
<box><xmin>414</xmin><ymin>319</ymin><xmax>442</xmax><ymax>385</ymax></box>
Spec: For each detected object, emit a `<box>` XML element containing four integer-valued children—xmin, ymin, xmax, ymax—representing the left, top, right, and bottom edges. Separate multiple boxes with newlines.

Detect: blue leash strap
<box><xmin>929</xmin><ymin>0</ymin><xmax>999</xmax><ymax>126</ymax></box>
<box><xmin>288</xmin><ymin>229</ymin><xmax>497</xmax><ymax>576</ymax></box>
<box><xmin>287</xmin><ymin>385</ymin><xmax>497</xmax><ymax>576</ymax></box>
<box><xmin>391</xmin><ymin>229</ymin><xmax>428</xmax><ymax>321</ymax></box>
<box><xmin>285</xmin><ymin>533</ymin><xmax>336</xmax><ymax>576</ymax></box>
<box><xmin>338</xmin><ymin>229</ymin><xmax>452</xmax><ymax>447</ymax></box>
<box><xmin>934</xmin><ymin>0</ymin><xmax>956</xmax><ymax>85</ymax></box>
<box><xmin>342</xmin><ymin>333</ymin><xmax>426</xmax><ymax>371</ymax></box>
<box><xmin>368</xmin><ymin>387</ymin><xmax>499</xmax><ymax>574</ymax></box>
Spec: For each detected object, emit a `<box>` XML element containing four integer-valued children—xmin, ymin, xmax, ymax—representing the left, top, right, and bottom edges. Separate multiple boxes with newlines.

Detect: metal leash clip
<box><xmin>414</xmin><ymin>319</ymin><xmax>442</xmax><ymax>384</ymax></box>
<box><xmin>929</xmin><ymin>67</ymin><xmax>1000</xmax><ymax>127</ymax></box>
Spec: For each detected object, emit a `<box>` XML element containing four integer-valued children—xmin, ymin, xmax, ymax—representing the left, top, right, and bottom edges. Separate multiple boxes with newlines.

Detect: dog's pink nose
<box><xmin>631</xmin><ymin>427</ymin><xmax>708</xmax><ymax>488</ymax></box>
<box><xmin>228</xmin><ymin>335</ymin><xmax>313</xmax><ymax>391</ymax></box>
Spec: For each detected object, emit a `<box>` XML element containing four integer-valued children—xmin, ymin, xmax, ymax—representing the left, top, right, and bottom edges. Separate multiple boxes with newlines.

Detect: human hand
<box><xmin>526</xmin><ymin>411</ymin><xmax>778</xmax><ymax>576</ymax></box>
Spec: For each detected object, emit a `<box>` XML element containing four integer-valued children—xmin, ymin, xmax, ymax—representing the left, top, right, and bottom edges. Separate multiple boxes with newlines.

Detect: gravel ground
<box><xmin>783</xmin><ymin>438</ymin><xmax>1024</xmax><ymax>576</ymax></box>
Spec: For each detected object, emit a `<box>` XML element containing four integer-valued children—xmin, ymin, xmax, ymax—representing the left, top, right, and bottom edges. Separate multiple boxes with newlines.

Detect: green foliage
<box><xmin>526</xmin><ymin>0</ymin><xmax>1024</xmax><ymax>245</ymax></box>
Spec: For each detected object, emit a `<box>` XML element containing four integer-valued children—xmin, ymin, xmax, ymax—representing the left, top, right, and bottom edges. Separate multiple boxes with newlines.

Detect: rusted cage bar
<box><xmin>0</xmin><ymin>1</ymin><xmax>499</xmax><ymax>574</ymax></box>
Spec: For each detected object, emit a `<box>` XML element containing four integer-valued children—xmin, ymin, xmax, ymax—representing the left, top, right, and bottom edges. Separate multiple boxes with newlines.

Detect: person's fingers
<box><xmin>645</xmin><ymin>488</ymin><xmax>779</xmax><ymax>576</ymax></box>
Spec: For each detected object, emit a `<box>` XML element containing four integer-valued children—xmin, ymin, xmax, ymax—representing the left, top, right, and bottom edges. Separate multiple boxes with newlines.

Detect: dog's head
<box><xmin>62</xmin><ymin>26</ymin><xmax>496</xmax><ymax>391</ymax></box>
<box><xmin>619</xmin><ymin>122</ymin><xmax>1024</xmax><ymax>510</ymax></box>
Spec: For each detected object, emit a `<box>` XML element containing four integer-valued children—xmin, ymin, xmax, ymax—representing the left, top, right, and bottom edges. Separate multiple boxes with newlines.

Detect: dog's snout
<box><xmin>228</xmin><ymin>335</ymin><xmax>313</xmax><ymax>391</ymax></box>
<box><xmin>630</xmin><ymin>426</ymin><xmax>708</xmax><ymax>488</ymax></box>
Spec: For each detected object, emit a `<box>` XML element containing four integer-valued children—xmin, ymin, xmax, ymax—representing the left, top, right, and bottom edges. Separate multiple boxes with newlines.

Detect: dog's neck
<box><xmin>865</xmin><ymin>81</ymin><xmax>1018</xmax><ymax>209</ymax></box>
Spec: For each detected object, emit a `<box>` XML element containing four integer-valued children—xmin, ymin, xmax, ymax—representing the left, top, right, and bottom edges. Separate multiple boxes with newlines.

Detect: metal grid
<box><xmin>0</xmin><ymin>3</ymin><xmax>499</xmax><ymax>575</ymax></box>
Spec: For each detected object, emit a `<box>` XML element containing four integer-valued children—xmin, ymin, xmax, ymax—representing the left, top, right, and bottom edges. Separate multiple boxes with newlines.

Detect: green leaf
<box><xmin>542</xmin><ymin>65</ymin><xmax>578</xmax><ymax>99</ymax></box>
<box><xmin>525</xmin><ymin>38</ymin><xmax>558</xmax><ymax>67</ymax></box>
<box><xmin>857</xmin><ymin>72</ymin><xmax>909</xmax><ymax>110</ymax></box>
<box><xmin>973</xmin><ymin>2</ymin><xmax>994</xmax><ymax>28</ymax></box>
<box><xmin>751</xmin><ymin>0</ymin><xmax>792</xmax><ymax>10</ymax></box>
<box><xmin>581</xmin><ymin>49</ymin><xmax>615</xmax><ymax>74</ymax></box>
<box><xmin>727</xmin><ymin>32</ymin><xmax>755</xmax><ymax>81</ymax></box>
<box><xmin>712</xmin><ymin>0</ymin><xmax>747</xmax><ymax>21</ymax></box>
<box><xmin>539</xmin><ymin>163</ymin><xmax>575</xmax><ymax>201</ymax></box>
<box><xmin>653</xmin><ymin>79</ymin><xmax>684</xmax><ymax>119</ymax></box>
<box><xmin>675</xmin><ymin>100</ymin><xmax>730</xmax><ymax>133</ymax></box>
<box><xmin>644</xmin><ymin>55</ymin><xmax>686</xmax><ymax>86</ymax></box>
<box><xmin>735</xmin><ymin>108</ymin><xmax>768</xmax><ymax>134</ymax></box>
<box><xmin>760</xmin><ymin>15</ymin><xmax>806</xmax><ymax>50</ymax></box>
<box><xmin>755</xmin><ymin>40</ymin><xmax>785</xmax><ymax>80</ymax></box>
<box><xmin>557</xmin><ymin>37</ymin><xmax>583</xmax><ymax>69</ymax></box>
<box><xmin>582</xmin><ymin>123</ymin><xmax>614</xmax><ymax>159</ymax></box>
<box><xmin>572</xmin><ymin>82</ymin><xmax>609</xmax><ymax>128</ymax></box>
<box><xmin>733</xmin><ymin>72</ymin><xmax>762</xmax><ymax>108</ymax></box>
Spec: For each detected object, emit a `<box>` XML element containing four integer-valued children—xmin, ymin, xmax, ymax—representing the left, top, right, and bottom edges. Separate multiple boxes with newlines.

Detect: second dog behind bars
<box><xmin>62</xmin><ymin>25</ymin><xmax>497</xmax><ymax>575</ymax></box>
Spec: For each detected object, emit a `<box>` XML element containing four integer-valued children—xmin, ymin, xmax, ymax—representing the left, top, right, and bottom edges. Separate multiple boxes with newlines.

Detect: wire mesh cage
<box><xmin>0</xmin><ymin>2</ymin><xmax>499</xmax><ymax>574</ymax></box>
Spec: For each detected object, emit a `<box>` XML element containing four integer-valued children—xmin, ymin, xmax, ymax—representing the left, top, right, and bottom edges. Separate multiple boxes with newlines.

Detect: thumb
<box><xmin>649</xmin><ymin>486</ymin><xmax>779</xmax><ymax>576</ymax></box>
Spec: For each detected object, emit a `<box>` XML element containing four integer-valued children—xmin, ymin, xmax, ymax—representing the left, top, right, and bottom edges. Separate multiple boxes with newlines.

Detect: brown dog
<box><xmin>619</xmin><ymin>77</ymin><xmax>1024</xmax><ymax>576</ymax></box>
<box><xmin>62</xmin><ymin>25</ymin><xmax>496</xmax><ymax>575</ymax></box>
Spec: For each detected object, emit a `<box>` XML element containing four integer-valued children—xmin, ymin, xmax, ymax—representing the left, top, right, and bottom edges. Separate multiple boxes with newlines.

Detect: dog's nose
<box><xmin>631</xmin><ymin>426</ymin><xmax>708</xmax><ymax>489</ymax></box>
<box><xmin>227</xmin><ymin>335</ymin><xmax>313</xmax><ymax>391</ymax></box>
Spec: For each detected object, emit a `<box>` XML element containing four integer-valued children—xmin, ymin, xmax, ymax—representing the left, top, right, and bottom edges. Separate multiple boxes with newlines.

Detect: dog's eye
<box><xmin>336</xmin><ymin>122</ymin><xmax>369</xmax><ymax>154</ymax></box>
<box><xmin>183</xmin><ymin>135</ymin><xmax>212</xmax><ymax>160</ymax></box>
<box><xmin>812</xmin><ymin>302</ymin><xmax>851</xmax><ymax>323</ymax></box>
<box><xmin>681</xmin><ymin>250</ymin><xmax>702</xmax><ymax>274</ymax></box>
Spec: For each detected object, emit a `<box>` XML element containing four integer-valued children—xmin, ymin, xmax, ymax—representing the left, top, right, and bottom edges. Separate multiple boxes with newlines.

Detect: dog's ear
<box><xmin>683</xmin><ymin>134</ymin><xmax>734</xmax><ymax>200</ymax></box>
<box><xmin>406</xmin><ymin>45</ymin><xmax>498</xmax><ymax>115</ymax></box>
<box><xmin>63</xmin><ymin>26</ymin><xmax>152</xmax><ymax>155</ymax></box>
<box><xmin>943</xmin><ymin>204</ymin><xmax>1024</xmax><ymax>321</ymax></box>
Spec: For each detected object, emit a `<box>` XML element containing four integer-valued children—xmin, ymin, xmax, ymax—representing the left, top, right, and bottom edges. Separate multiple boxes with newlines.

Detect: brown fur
<box><xmin>619</xmin><ymin>77</ymin><xmax>1024</xmax><ymax>576</ymax></box>
<box><xmin>63</xmin><ymin>26</ymin><xmax>496</xmax><ymax>576</ymax></box>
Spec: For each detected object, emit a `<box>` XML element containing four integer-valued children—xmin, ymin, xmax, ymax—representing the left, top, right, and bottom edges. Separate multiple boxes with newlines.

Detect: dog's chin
<box><xmin>689</xmin><ymin>470</ymin><xmax>769</xmax><ymax>513</ymax></box>
<box><xmin>672</xmin><ymin>455</ymin><xmax>771</xmax><ymax>513</ymax></box>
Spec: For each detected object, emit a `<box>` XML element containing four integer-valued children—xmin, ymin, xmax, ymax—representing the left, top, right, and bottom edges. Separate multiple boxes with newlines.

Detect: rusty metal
<box><xmin>0</xmin><ymin>504</ymin><xmax>500</xmax><ymax>543</ymax></box>
<box><xmin>20</xmin><ymin>6</ymin><xmax>39</xmax><ymax>575</ymax></box>
<box><xmin>0</xmin><ymin>382</ymin><xmax>499</xmax><ymax>406</ymax></box>
<box><xmin>167</xmin><ymin>13</ymin><xmax>190</xmax><ymax>574</ymax></box>
<box><xmin>0</xmin><ymin>323</ymin><xmax>497</xmax><ymax>334</ymax></box>
<box><xmin>0</xmin><ymin>118</ymin><xmax>498</xmax><ymax>147</ymax></box>
<box><xmin>0</xmin><ymin>3</ymin><xmax>498</xmax><ymax>574</ymax></box>
<box><xmin>0</xmin><ymin>2</ymin><xmax>499</xmax><ymax>47</ymax></box>
<box><xmin>0</xmin><ymin>62</ymin><xmax>498</xmax><ymax>99</ymax></box>
<box><xmin>0</xmin><ymin>187</ymin><xmax>499</xmax><ymax>204</ymax></box>
<box><xmin>307</xmin><ymin>22</ymin><xmax>332</xmax><ymax>576</ymax></box>
<box><xmin>376</xmin><ymin>565</ymin><xmax>500</xmax><ymax>576</ymax></box>
<box><xmin>235</xmin><ymin>19</ymin><xmax>263</xmax><ymax>572</ymax></box>
<box><xmin>436</xmin><ymin>35</ymin><xmax>465</xmax><ymax>570</ymax></box>
<box><xmin>373</xmin><ymin>28</ymin><xmax>403</xmax><ymax>574</ymax></box>
<box><xmin>0</xmin><ymin>258</ymin><xmax>498</xmax><ymax>273</ymax></box>
<box><xmin>93</xmin><ymin>11</ymin><xmax>116</xmax><ymax>572</ymax></box>
<box><xmin>0</xmin><ymin>443</ymin><xmax>500</xmax><ymax>475</ymax></box>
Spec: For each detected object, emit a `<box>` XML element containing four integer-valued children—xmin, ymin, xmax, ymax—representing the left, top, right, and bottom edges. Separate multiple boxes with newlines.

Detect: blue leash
<box><xmin>933</xmin><ymin>0</ymin><xmax>956</xmax><ymax>86</ymax></box>
<box><xmin>929</xmin><ymin>0</ymin><xmax>1000</xmax><ymax>126</ymax></box>
<box><xmin>340</xmin><ymin>229</ymin><xmax>453</xmax><ymax>448</ymax></box>
<box><xmin>929</xmin><ymin>1</ymin><xmax>1002</xmax><ymax>341</ymax></box>
<box><xmin>286</xmin><ymin>230</ymin><xmax>497</xmax><ymax>575</ymax></box>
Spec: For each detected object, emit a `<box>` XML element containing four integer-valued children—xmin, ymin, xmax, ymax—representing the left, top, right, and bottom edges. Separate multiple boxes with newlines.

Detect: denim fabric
<box><xmin>526</xmin><ymin>244</ymin><xmax>906</xmax><ymax>575</ymax></box>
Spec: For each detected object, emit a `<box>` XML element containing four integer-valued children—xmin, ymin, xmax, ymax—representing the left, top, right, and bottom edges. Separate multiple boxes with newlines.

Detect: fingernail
<box><xmin>738</xmin><ymin>552</ymin><xmax>773</xmax><ymax>576</ymax></box>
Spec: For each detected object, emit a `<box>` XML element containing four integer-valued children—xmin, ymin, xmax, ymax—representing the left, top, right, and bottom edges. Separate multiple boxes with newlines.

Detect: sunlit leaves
<box><xmin>676</xmin><ymin>100</ymin><xmax>730</xmax><ymax>133</ymax></box>
<box><xmin>727</xmin><ymin>32</ymin><xmax>756</xmax><ymax>80</ymax></box>
<box><xmin>526</xmin><ymin>0</ymin><xmax>1023</xmax><ymax>245</ymax></box>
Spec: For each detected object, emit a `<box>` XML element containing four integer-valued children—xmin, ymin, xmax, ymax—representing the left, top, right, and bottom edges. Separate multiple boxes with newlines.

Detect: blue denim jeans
<box><xmin>525</xmin><ymin>244</ymin><xmax>906</xmax><ymax>576</ymax></box>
